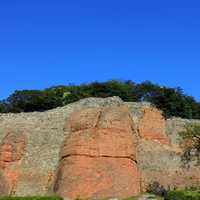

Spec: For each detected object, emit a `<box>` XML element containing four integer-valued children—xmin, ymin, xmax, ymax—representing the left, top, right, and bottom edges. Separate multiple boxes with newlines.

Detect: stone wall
<box><xmin>0</xmin><ymin>96</ymin><xmax>199</xmax><ymax>198</ymax></box>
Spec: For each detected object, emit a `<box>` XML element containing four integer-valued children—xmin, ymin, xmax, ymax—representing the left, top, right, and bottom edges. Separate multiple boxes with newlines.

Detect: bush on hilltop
<box><xmin>1</xmin><ymin>80</ymin><xmax>200</xmax><ymax>119</ymax></box>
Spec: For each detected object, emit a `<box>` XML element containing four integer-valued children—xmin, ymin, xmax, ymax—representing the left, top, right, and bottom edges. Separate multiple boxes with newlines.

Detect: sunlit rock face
<box><xmin>138</xmin><ymin>106</ymin><xmax>170</xmax><ymax>145</ymax></box>
<box><xmin>0</xmin><ymin>97</ymin><xmax>199</xmax><ymax>198</ymax></box>
<box><xmin>0</xmin><ymin>132</ymin><xmax>27</xmax><ymax>195</ymax></box>
<box><xmin>54</xmin><ymin>106</ymin><xmax>141</xmax><ymax>199</ymax></box>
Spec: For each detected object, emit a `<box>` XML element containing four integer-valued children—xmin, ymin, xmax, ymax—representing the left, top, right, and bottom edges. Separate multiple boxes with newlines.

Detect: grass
<box><xmin>166</xmin><ymin>190</ymin><xmax>200</xmax><ymax>200</ymax></box>
<box><xmin>123</xmin><ymin>193</ymin><xmax>164</xmax><ymax>200</ymax></box>
<box><xmin>0</xmin><ymin>197</ymin><xmax>63</xmax><ymax>200</ymax></box>
<box><xmin>2</xmin><ymin>191</ymin><xmax>200</xmax><ymax>200</ymax></box>
<box><xmin>123</xmin><ymin>196</ymin><xmax>137</xmax><ymax>200</ymax></box>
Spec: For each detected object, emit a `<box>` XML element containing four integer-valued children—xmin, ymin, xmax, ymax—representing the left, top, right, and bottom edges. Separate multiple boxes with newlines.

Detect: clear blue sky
<box><xmin>0</xmin><ymin>0</ymin><xmax>200</xmax><ymax>100</ymax></box>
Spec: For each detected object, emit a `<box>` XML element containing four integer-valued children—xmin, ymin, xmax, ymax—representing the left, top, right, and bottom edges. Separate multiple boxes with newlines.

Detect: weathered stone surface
<box><xmin>54</xmin><ymin>106</ymin><xmax>140</xmax><ymax>199</ymax></box>
<box><xmin>64</xmin><ymin>108</ymin><xmax>101</xmax><ymax>133</ymax></box>
<box><xmin>55</xmin><ymin>156</ymin><xmax>139</xmax><ymax>199</ymax></box>
<box><xmin>138</xmin><ymin>139</ymin><xmax>200</xmax><ymax>191</ymax></box>
<box><xmin>62</xmin><ymin>128</ymin><xmax>136</xmax><ymax>160</ymax></box>
<box><xmin>0</xmin><ymin>172</ymin><xmax>9</xmax><ymax>195</ymax></box>
<box><xmin>0</xmin><ymin>97</ymin><xmax>199</xmax><ymax>198</ymax></box>
<box><xmin>0</xmin><ymin>131</ymin><xmax>27</xmax><ymax>195</ymax></box>
<box><xmin>138</xmin><ymin>106</ymin><xmax>170</xmax><ymax>145</ymax></box>
<box><xmin>0</xmin><ymin>132</ymin><xmax>26</xmax><ymax>169</ymax></box>
<box><xmin>0</xmin><ymin>97</ymin><xmax>124</xmax><ymax>196</ymax></box>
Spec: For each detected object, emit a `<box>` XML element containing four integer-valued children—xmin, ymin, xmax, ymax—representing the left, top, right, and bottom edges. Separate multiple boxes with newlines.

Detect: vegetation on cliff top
<box><xmin>0</xmin><ymin>80</ymin><xmax>200</xmax><ymax>119</ymax></box>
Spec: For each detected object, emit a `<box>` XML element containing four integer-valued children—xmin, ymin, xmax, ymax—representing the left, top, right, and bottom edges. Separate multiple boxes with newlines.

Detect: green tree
<box><xmin>0</xmin><ymin>80</ymin><xmax>200</xmax><ymax>119</ymax></box>
<box><xmin>6</xmin><ymin>90</ymin><xmax>62</xmax><ymax>112</ymax></box>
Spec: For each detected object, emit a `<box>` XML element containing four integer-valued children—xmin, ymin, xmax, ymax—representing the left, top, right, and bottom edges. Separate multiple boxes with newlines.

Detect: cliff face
<box><xmin>0</xmin><ymin>97</ymin><xmax>199</xmax><ymax>199</ymax></box>
<box><xmin>54</xmin><ymin>106</ymin><xmax>140</xmax><ymax>199</ymax></box>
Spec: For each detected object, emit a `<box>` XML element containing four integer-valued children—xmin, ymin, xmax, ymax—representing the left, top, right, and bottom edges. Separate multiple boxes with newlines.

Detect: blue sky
<box><xmin>0</xmin><ymin>0</ymin><xmax>200</xmax><ymax>100</ymax></box>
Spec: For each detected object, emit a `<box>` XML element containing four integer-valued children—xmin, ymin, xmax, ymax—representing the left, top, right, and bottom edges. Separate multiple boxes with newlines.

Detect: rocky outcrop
<box><xmin>0</xmin><ymin>97</ymin><xmax>199</xmax><ymax>198</ymax></box>
<box><xmin>138</xmin><ymin>107</ymin><xmax>170</xmax><ymax>145</ymax></box>
<box><xmin>0</xmin><ymin>132</ymin><xmax>27</xmax><ymax>169</ymax></box>
<box><xmin>0</xmin><ymin>131</ymin><xmax>27</xmax><ymax>195</ymax></box>
<box><xmin>54</xmin><ymin>106</ymin><xmax>140</xmax><ymax>199</ymax></box>
<box><xmin>138</xmin><ymin>139</ymin><xmax>200</xmax><ymax>191</ymax></box>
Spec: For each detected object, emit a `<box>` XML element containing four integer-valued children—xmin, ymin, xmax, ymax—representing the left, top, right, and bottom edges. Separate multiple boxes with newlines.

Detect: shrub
<box><xmin>147</xmin><ymin>182</ymin><xmax>168</xmax><ymax>198</ymax></box>
<box><xmin>166</xmin><ymin>190</ymin><xmax>200</xmax><ymax>200</ymax></box>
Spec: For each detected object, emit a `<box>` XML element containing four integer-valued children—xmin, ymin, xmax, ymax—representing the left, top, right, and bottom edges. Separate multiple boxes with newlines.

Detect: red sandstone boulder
<box><xmin>54</xmin><ymin>106</ymin><xmax>140</xmax><ymax>199</ymax></box>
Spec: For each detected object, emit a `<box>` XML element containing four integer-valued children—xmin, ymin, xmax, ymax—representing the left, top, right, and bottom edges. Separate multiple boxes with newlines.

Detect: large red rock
<box><xmin>54</xmin><ymin>106</ymin><xmax>140</xmax><ymax>199</ymax></box>
<box><xmin>0</xmin><ymin>132</ymin><xmax>27</xmax><ymax>195</ymax></box>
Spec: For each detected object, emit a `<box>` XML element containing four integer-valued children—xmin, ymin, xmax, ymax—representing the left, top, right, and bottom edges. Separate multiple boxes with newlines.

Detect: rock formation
<box><xmin>138</xmin><ymin>106</ymin><xmax>170</xmax><ymax>145</ymax></box>
<box><xmin>0</xmin><ymin>131</ymin><xmax>27</xmax><ymax>195</ymax></box>
<box><xmin>0</xmin><ymin>97</ymin><xmax>199</xmax><ymax>199</ymax></box>
<box><xmin>54</xmin><ymin>106</ymin><xmax>140</xmax><ymax>199</ymax></box>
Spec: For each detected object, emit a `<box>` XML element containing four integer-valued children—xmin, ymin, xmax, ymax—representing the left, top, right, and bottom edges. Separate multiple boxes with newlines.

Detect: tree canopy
<box><xmin>1</xmin><ymin>80</ymin><xmax>200</xmax><ymax>119</ymax></box>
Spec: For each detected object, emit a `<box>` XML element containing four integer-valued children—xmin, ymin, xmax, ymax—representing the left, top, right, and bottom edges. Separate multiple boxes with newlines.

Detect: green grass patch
<box><xmin>166</xmin><ymin>190</ymin><xmax>200</xmax><ymax>200</ymax></box>
<box><xmin>123</xmin><ymin>193</ymin><xmax>164</xmax><ymax>200</ymax></box>
<box><xmin>123</xmin><ymin>196</ymin><xmax>137</xmax><ymax>200</ymax></box>
<box><xmin>0</xmin><ymin>197</ymin><xmax>63</xmax><ymax>200</ymax></box>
